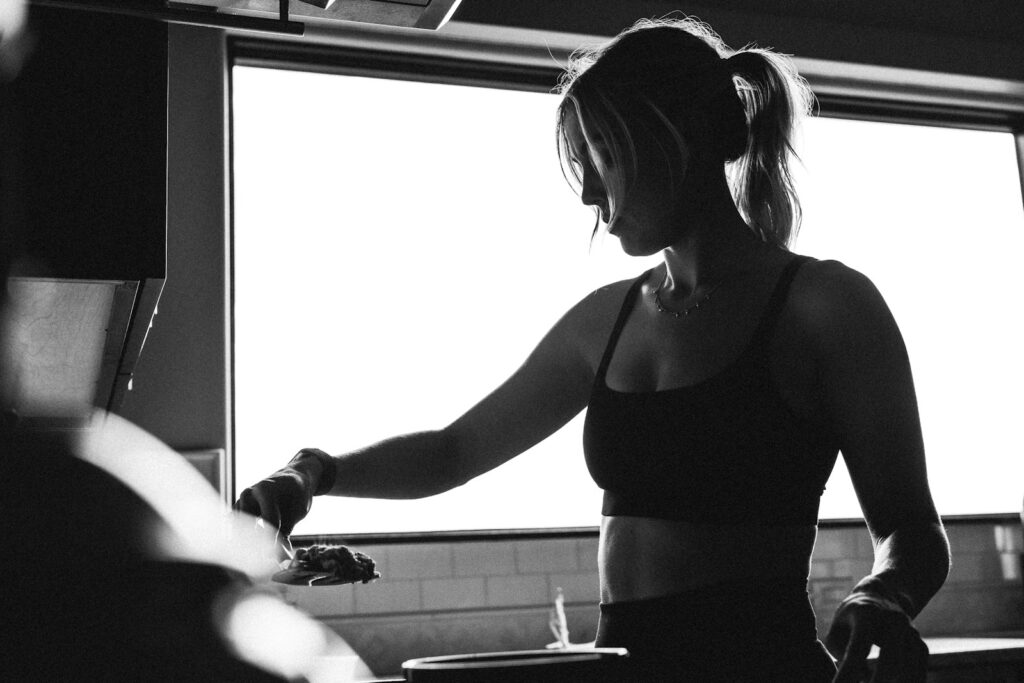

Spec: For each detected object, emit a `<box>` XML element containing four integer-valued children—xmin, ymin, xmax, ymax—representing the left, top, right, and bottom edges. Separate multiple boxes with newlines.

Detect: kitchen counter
<box><xmin>352</xmin><ymin>636</ymin><xmax>1024</xmax><ymax>682</ymax></box>
<box><xmin>868</xmin><ymin>633</ymin><xmax>1024</xmax><ymax>663</ymax></box>
<box><xmin>869</xmin><ymin>634</ymin><xmax>1024</xmax><ymax>681</ymax></box>
<box><xmin>923</xmin><ymin>635</ymin><xmax>1024</xmax><ymax>665</ymax></box>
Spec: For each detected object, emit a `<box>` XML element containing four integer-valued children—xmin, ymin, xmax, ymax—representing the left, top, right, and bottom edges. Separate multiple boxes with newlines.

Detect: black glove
<box><xmin>827</xmin><ymin>575</ymin><xmax>927</xmax><ymax>683</ymax></box>
<box><xmin>233</xmin><ymin>448</ymin><xmax>336</xmax><ymax>538</ymax></box>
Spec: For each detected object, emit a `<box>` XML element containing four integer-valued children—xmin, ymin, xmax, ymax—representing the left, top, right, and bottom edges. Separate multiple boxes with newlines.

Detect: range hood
<box><xmin>1</xmin><ymin>277</ymin><xmax>160</xmax><ymax>424</ymax></box>
<box><xmin>31</xmin><ymin>0</ymin><xmax>465</xmax><ymax>33</ymax></box>
<box><xmin>171</xmin><ymin>0</ymin><xmax>464</xmax><ymax>31</ymax></box>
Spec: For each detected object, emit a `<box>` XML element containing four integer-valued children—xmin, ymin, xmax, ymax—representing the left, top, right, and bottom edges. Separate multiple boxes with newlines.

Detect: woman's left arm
<box><xmin>802</xmin><ymin>261</ymin><xmax>951</xmax><ymax>682</ymax></box>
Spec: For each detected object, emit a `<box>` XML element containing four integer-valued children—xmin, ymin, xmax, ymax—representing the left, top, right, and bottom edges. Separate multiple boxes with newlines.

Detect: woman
<box><xmin>236</xmin><ymin>17</ymin><xmax>950</xmax><ymax>681</ymax></box>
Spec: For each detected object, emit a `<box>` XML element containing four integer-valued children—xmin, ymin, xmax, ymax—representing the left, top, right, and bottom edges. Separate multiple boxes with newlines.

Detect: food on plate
<box><xmin>272</xmin><ymin>544</ymin><xmax>381</xmax><ymax>586</ymax></box>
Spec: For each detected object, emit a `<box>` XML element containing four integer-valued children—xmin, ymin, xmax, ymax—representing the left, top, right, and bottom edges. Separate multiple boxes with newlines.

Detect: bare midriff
<box><xmin>599</xmin><ymin>515</ymin><xmax>819</xmax><ymax>603</ymax></box>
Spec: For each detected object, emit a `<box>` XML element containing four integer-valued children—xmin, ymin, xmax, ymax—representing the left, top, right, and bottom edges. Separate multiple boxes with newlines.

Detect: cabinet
<box><xmin>1</xmin><ymin>6</ymin><xmax>167</xmax><ymax>422</ymax></box>
<box><xmin>923</xmin><ymin>636</ymin><xmax>1024</xmax><ymax>682</ymax></box>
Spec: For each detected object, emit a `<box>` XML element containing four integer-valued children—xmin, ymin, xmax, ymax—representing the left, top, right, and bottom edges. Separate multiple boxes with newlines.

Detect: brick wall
<box><xmin>810</xmin><ymin>523</ymin><xmax>1024</xmax><ymax>638</ymax></box>
<box><xmin>278</xmin><ymin>521</ymin><xmax>1024</xmax><ymax>677</ymax></box>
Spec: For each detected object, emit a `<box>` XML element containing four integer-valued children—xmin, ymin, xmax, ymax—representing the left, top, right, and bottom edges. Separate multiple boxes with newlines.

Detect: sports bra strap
<box><xmin>595</xmin><ymin>268</ymin><xmax>653</xmax><ymax>383</ymax></box>
<box><xmin>748</xmin><ymin>254</ymin><xmax>813</xmax><ymax>347</ymax></box>
<box><xmin>593</xmin><ymin>256</ymin><xmax>811</xmax><ymax>383</ymax></box>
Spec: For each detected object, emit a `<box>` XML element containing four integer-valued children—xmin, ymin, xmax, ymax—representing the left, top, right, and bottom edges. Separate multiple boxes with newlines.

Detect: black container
<box><xmin>403</xmin><ymin>648</ymin><xmax>631</xmax><ymax>682</ymax></box>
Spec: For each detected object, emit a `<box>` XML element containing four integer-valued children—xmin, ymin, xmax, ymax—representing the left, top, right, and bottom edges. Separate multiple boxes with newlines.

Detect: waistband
<box><xmin>595</xmin><ymin>576</ymin><xmax>828</xmax><ymax>680</ymax></box>
<box><xmin>598</xmin><ymin>576</ymin><xmax>817</xmax><ymax>646</ymax></box>
<box><xmin>600</xmin><ymin>576</ymin><xmax>810</xmax><ymax>610</ymax></box>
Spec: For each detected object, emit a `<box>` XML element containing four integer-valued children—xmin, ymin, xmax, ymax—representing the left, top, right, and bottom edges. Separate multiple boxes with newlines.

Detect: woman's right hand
<box><xmin>233</xmin><ymin>450</ymin><xmax>326</xmax><ymax>538</ymax></box>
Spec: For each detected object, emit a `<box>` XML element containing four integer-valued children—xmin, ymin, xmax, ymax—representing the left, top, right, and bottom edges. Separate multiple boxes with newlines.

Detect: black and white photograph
<box><xmin>2</xmin><ymin>1</ymin><xmax>1023</xmax><ymax>680</ymax></box>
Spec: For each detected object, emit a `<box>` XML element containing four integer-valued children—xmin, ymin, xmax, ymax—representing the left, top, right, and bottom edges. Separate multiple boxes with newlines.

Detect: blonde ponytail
<box><xmin>725</xmin><ymin>48</ymin><xmax>815</xmax><ymax>247</ymax></box>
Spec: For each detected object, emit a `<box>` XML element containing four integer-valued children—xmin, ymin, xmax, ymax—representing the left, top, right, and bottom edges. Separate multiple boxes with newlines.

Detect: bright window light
<box><xmin>232</xmin><ymin>65</ymin><xmax>1024</xmax><ymax>534</ymax></box>
<box><xmin>792</xmin><ymin>117</ymin><xmax>1024</xmax><ymax>520</ymax></box>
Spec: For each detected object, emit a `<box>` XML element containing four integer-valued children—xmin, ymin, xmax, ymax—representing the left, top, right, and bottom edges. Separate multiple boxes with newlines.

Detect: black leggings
<box><xmin>595</xmin><ymin>578</ymin><xmax>837</xmax><ymax>682</ymax></box>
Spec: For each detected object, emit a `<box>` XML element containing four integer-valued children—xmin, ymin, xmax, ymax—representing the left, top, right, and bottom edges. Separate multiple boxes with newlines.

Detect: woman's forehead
<box><xmin>562</xmin><ymin>104</ymin><xmax>602</xmax><ymax>154</ymax></box>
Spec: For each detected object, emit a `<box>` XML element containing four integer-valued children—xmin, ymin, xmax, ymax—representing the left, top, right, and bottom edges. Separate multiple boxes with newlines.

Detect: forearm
<box><xmin>295</xmin><ymin>429</ymin><xmax>464</xmax><ymax>500</ymax></box>
<box><xmin>862</xmin><ymin>519</ymin><xmax>951</xmax><ymax>618</ymax></box>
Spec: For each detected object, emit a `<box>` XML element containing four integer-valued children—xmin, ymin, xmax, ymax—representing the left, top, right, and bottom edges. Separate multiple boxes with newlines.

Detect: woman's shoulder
<box><xmin>791</xmin><ymin>255</ymin><xmax>885</xmax><ymax>305</ymax></box>
<box><xmin>787</xmin><ymin>253</ymin><xmax>899</xmax><ymax>340</ymax></box>
<box><xmin>794</xmin><ymin>254</ymin><xmax>866</xmax><ymax>281</ymax></box>
<box><xmin>558</xmin><ymin>269</ymin><xmax>653</xmax><ymax>340</ymax></box>
<box><xmin>579</xmin><ymin>269</ymin><xmax>653</xmax><ymax>315</ymax></box>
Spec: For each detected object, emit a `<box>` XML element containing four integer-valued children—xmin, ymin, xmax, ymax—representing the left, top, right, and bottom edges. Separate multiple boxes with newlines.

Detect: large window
<box><xmin>233</xmin><ymin>63</ymin><xmax>1024</xmax><ymax>535</ymax></box>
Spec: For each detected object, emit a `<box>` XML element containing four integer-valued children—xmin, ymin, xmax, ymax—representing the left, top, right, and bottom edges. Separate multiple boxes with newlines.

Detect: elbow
<box><xmin>923</xmin><ymin>517</ymin><xmax>952</xmax><ymax>577</ymax></box>
<box><xmin>440</xmin><ymin>427</ymin><xmax>474</xmax><ymax>491</ymax></box>
<box><xmin>915</xmin><ymin>519</ymin><xmax>954</xmax><ymax>591</ymax></box>
<box><xmin>414</xmin><ymin>427</ymin><xmax>468</xmax><ymax>498</ymax></box>
<box><xmin>927</xmin><ymin>521</ymin><xmax>953</xmax><ymax>608</ymax></box>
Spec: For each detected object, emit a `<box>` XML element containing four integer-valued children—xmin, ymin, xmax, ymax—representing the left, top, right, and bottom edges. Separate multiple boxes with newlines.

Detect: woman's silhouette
<box><xmin>237</xmin><ymin>17</ymin><xmax>950</xmax><ymax>681</ymax></box>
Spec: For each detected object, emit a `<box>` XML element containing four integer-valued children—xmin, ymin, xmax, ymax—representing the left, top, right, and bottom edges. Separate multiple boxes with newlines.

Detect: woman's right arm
<box><xmin>235</xmin><ymin>287</ymin><xmax>610</xmax><ymax>531</ymax></box>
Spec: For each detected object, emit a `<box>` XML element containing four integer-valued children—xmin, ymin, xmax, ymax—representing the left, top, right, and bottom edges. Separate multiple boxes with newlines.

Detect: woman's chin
<box><xmin>614</xmin><ymin>232</ymin><xmax>661</xmax><ymax>258</ymax></box>
<box><xmin>608</xmin><ymin>217</ymin><xmax>663</xmax><ymax>257</ymax></box>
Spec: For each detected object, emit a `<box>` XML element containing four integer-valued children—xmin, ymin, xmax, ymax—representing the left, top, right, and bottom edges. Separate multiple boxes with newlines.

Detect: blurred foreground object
<box><xmin>1</xmin><ymin>411</ymin><xmax>360</xmax><ymax>682</ymax></box>
<box><xmin>0</xmin><ymin>0</ymin><xmax>30</xmax><ymax>82</ymax></box>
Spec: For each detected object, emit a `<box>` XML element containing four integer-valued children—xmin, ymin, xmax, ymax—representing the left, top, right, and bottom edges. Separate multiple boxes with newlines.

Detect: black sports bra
<box><xmin>582</xmin><ymin>255</ymin><xmax>839</xmax><ymax>525</ymax></box>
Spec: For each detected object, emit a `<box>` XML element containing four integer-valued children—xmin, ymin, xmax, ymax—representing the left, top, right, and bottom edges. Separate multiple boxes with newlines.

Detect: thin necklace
<box><xmin>652</xmin><ymin>277</ymin><xmax>725</xmax><ymax>318</ymax></box>
<box><xmin>652</xmin><ymin>241</ymin><xmax>765</xmax><ymax>318</ymax></box>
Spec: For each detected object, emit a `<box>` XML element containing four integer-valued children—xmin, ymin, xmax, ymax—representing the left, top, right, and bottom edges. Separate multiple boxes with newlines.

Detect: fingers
<box><xmin>830</xmin><ymin>600</ymin><xmax>929</xmax><ymax>683</ymax></box>
<box><xmin>867</xmin><ymin>611</ymin><xmax>901</xmax><ymax>683</ymax></box>
<box><xmin>825</xmin><ymin>619</ymin><xmax>851</xmax><ymax>660</ymax></box>
<box><xmin>826</xmin><ymin>591</ymin><xmax>873</xmax><ymax>657</ymax></box>
<box><xmin>903</xmin><ymin>634</ymin><xmax>929</xmax><ymax>683</ymax></box>
<box><xmin>871</xmin><ymin>628</ymin><xmax>928</xmax><ymax>683</ymax></box>
<box><xmin>233</xmin><ymin>487</ymin><xmax>260</xmax><ymax>516</ymax></box>
<box><xmin>276</xmin><ymin>513</ymin><xmax>296</xmax><ymax>539</ymax></box>
<box><xmin>833</xmin><ymin>620</ymin><xmax>874</xmax><ymax>683</ymax></box>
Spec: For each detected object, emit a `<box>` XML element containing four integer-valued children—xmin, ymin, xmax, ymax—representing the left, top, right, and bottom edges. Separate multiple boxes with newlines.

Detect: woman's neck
<box><xmin>660</xmin><ymin>178</ymin><xmax>766</xmax><ymax>296</ymax></box>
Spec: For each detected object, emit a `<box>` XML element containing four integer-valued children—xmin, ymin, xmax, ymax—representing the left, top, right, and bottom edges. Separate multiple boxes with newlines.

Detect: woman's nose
<box><xmin>580</xmin><ymin>169</ymin><xmax>605</xmax><ymax>209</ymax></box>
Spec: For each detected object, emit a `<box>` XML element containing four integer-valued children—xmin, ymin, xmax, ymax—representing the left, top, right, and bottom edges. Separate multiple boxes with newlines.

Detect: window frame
<box><xmin>227</xmin><ymin>35</ymin><xmax>1024</xmax><ymax>542</ymax></box>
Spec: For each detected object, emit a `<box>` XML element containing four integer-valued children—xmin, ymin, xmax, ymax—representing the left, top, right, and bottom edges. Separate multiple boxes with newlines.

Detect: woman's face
<box><xmin>563</xmin><ymin>105</ymin><xmax>695</xmax><ymax>257</ymax></box>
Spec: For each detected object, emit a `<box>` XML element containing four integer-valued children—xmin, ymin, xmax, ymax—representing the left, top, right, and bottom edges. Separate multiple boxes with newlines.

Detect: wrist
<box><xmin>289</xmin><ymin>448</ymin><xmax>337</xmax><ymax>496</ymax></box>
